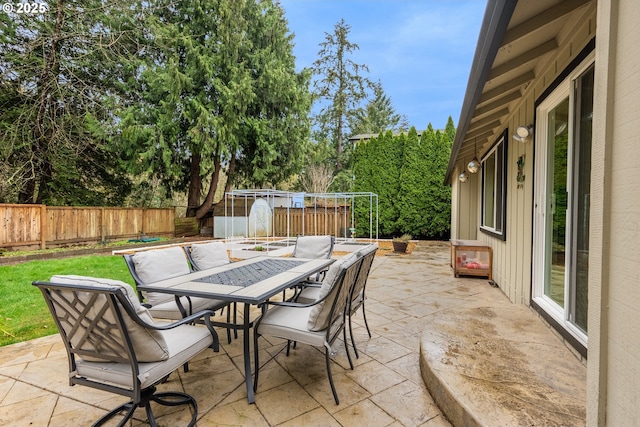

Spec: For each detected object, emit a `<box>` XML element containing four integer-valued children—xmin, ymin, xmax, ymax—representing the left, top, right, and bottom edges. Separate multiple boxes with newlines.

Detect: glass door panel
<box><xmin>571</xmin><ymin>65</ymin><xmax>593</xmax><ymax>333</ymax></box>
<box><xmin>545</xmin><ymin>98</ymin><xmax>569</xmax><ymax>308</ymax></box>
<box><xmin>534</xmin><ymin>56</ymin><xmax>593</xmax><ymax>347</ymax></box>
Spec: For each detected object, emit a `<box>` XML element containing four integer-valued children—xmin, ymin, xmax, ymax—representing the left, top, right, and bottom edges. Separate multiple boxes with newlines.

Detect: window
<box><xmin>480</xmin><ymin>130</ymin><xmax>507</xmax><ymax>240</ymax></box>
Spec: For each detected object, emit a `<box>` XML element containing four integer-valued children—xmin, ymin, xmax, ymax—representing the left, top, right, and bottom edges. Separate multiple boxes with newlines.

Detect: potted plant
<box><xmin>392</xmin><ymin>234</ymin><xmax>412</xmax><ymax>253</ymax></box>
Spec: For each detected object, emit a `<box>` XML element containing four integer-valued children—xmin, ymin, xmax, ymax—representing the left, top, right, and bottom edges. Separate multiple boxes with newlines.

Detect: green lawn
<box><xmin>1</xmin><ymin>255</ymin><xmax>135</xmax><ymax>347</ymax></box>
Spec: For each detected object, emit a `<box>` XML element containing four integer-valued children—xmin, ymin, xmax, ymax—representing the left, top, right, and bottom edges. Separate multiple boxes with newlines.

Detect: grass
<box><xmin>0</xmin><ymin>255</ymin><xmax>135</xmax><ymax>347</ymax></box>
<box><xmin>1</xmin><ymin>238</ymin><xmax>168</xmax><ymax>258</ymax></box>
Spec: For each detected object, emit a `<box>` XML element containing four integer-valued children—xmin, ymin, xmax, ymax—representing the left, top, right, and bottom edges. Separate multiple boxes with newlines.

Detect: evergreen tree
<box><xmin>396</xmin><ymin>127</ymin><xmax>429</xmax><ymax>236</ymax></box>
<box><xmin>0</xmin><ymin>1</ymin><xmax>139</xmax><ymax>204</ymax></box>
<box><xmin>432</xmin><ymin>117</ymin><xmax>455</xmax><ymax>237</ymax></box>
<box><xmin>352</xmin><ymin>117</ymin><xmax>454</xmax><ymax>239</ymax></box>
<box><xmin>421</xmin><ymin>118</ymin><xmax>454</xmax><ymax>238</ymax></box>
<box><xmin>311</xmin><ymin>19</ymin><xmax>372</xmax><ymax>173</ymax></box>
<box><xmin>349</xmin><ymin>80</ymin><xmax>409</xmax><ymax>136</ymax></box>
<box><xmin>119</xmin><ymin>0</ymin><xmax>311</xmax><ymax>218</ymax></box>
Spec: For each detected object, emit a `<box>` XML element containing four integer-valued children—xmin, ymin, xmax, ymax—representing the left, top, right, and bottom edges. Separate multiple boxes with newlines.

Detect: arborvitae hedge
<box><xmin>353</xmin><ymin>118</ymin><xmax>454</xmax><ymax>240</ymax></box>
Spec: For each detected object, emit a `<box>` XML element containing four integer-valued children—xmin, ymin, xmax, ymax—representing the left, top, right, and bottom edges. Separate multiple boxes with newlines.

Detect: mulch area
<box><xmin>334</xmin><ymin>240</ymin><xmax>416</xmax><ymax>257</ymax></box>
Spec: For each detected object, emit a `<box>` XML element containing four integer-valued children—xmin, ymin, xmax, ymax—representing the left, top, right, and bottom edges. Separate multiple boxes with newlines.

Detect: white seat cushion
<box><xmin>257</xmin><ymin>305</ymin><xmax>326</xmax><ymax>347</ymax></box>
<box><xmin>132</xmin><ymin>247</ymin><xmax>191</xmax><ymax>306</ymax></box>
<box><xmin>50</xmin><ymin>275</ymin><xmax>170</xmax><ymax>362</ymax></box>
<box><xmin>189</xmin><ymin>241</ymin><xmax>231</xmax><ymax>269</ymax></box>
<box><xmin>296</xmin><ymin>286</ymin><xmax>321</xmax><ymax>303</ymax></box>
<box><xmin>76</xmin><ymin>323</ymin><xmax>213</xmax><ymax>389</ymax></box>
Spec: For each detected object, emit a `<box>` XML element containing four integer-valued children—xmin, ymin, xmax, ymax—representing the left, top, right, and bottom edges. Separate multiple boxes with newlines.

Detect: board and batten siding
<box><xmin>451</xmin><ymin>3</ymin><xmax>596</xmax><ymax>305</ymax></box>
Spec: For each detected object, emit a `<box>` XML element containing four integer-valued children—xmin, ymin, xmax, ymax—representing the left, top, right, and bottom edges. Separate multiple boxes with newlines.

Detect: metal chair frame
<box><xmin>33</xmin><ymin>280</ymin><xmax>219</xmax><ymax>427</ymax></box>
<box><xmin>123</xmin><ymin>252</ymin><xmax>232</xmax><ymax>343</ymax></box>
<box><xmin>347</xmin><ymin>246</ymin><xmax>377</xmax><ymax>358</ymax></box>
<box><xmin>253</xmin><ymin>253</ymin><xmax>364</xmax><ymax>405</ymax></box>
<box><xmin>183</xmin><ymin>245</ymin><xmax>238</xmax><ymax>342</ymax></box>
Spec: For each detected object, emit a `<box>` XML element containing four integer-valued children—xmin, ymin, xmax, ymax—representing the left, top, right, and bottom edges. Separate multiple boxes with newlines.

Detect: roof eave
<box><xmin>445</xmin><ymin>0</ymin><xmax>519</xmax><ymax>184</ymax></box>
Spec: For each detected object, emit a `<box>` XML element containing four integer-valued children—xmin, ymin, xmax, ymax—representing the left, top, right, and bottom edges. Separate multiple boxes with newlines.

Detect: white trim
<box><xmin>479</xmin><ymin>133</ymin><xmax>506</xmax><ymax>238</ymax></box>
<box><xmin>532</xmin><ymin>53</ymin><xmax>594</xmax><ymax>349</ymax></box>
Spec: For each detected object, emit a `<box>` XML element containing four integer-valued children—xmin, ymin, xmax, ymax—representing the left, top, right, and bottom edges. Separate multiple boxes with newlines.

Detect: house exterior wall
<box><xmin>450</xmin><ymin>0</ymin><xmax>640</xmax><ymax>423</ymax></box>
<box><xmin>588</xmin><ymin>1</ymin><xmax>640</xmax><ymax>425</ymax></box>
<box><xmin>451</xmin><ymin>165</ymin><xmax>478</xmax><ymax>241</ymax></box>
<box><xmin>451</xmin><ymin>3</ymin><xmax>597</xmax><ymax>306</ymax></box>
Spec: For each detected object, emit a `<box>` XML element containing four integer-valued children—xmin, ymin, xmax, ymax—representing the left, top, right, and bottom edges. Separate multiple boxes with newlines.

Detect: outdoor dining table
<box><xmin>136</xmin><ymin>255</ymin><xmax>335</xmax><ymax>404</ymax></box>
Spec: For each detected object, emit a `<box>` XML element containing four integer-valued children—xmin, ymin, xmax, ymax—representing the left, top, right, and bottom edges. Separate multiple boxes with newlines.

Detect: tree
<box><xmin>353</xmin><ymin>130</ymin><xmax>403</xmax><ymax>236</ymax></box>
<box><xmin>311</xmin><ymin>18</ymin><xmax>372</xmax><ymax>172</ymax></box>
<box><xmin>0</xmin><ymin>1</ymin><xmax>140</xmax><ymax>204</ymax></box>
<box><xmin>349</xmin><ymin>80</ymin><xmax>409</xmax><ymax>136</ymax></box>
<box><xmin>396</xmin><ymin>127</ymin><xmax>429</xmax><ymax>236</ymax></box>
<box><xmin>422</xmin><ymin>118</ymin><xmax>453</xmax><ymax>238</ymax></box>
<box><xmin>352</xmin><ymin>118</ymin><xmax>454</xmax><ymax>239</ymax></box>
<box><xmin>119</xmin><ymin>0</ymin><xmax>311</xmax><ymax>219</ymax></box>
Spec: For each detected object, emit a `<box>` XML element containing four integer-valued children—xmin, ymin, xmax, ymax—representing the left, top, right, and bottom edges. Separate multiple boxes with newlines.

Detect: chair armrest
<box><xmin>264</xmin><ymin>300</ymin><xmax>314</xmax><ymax>308</ymax></box>
<box><xmin>293</xmin><ymin>280</ymin><xmax>322</xmax><ymax>289</ymax></box>
<box><xmin>117</xmin><ymin>295</ymin><xmax>220</xmax><ymax>352</ymax></box>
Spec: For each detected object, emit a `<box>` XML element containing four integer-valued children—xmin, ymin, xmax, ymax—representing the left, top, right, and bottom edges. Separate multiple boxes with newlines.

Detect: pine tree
<box><xmin>311</xmin><ymin>19</ymin><xmax>371</xmax><ymax>173</ymax></box>
<box><xmin>349</xmin><ymin>81</ymin><xmax>409</xmax><ymax>135</ymax></box>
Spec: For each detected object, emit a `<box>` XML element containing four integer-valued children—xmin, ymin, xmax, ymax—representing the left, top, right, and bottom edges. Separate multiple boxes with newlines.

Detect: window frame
<box><xmin>480</xmin><ymin>129</ymin><xmax>508</xmax><ymax>240</ymax></box>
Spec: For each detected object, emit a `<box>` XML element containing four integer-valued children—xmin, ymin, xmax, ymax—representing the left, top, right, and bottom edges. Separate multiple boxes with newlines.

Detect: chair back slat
<box><xmin>38</xmin><ymin>283</ymin><xmax>135</xmax><ymax>365</ymax></box>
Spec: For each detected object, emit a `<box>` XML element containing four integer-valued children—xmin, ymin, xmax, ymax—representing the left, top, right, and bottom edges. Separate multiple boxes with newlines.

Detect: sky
<box><xmin>278</xmin><ymin>0</ymin><xmax>487</xmax><ymax>131</ymax></box>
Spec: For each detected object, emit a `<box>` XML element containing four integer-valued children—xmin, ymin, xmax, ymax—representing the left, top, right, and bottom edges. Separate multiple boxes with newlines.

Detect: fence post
<box><xmin>100</xmin><ymin>207</ymin><xmax>105</xmax><ymax>243</ymax></box>
<box><xmin>40</xmin><ymin>204</ymin><xmax>47</xmax><ymax>250</ymax></box>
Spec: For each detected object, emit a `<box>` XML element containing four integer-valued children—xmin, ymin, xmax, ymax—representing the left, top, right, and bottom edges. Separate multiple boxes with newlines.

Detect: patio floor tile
<box><xmin>0</xmin><ymin>240</ymin><xmax>586</xmax><ymax>426</ymax></box>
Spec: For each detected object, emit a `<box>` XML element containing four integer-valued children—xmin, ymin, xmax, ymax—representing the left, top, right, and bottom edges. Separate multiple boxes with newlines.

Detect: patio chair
<box><xmin>253</xmin><ymin>251</ymin><xmax>363</xmax><ymax>405</ymax></box>
<box><xmin>123</xmin><ymin>246</ymin><xmax>229</xmax><ymax>319</ymax></box>
<box><xmin>184</xmin><ymin>241</ymin><xmax>231</xmax><ymax>270</ymax></box>
<box><xmin>288</xmin><ymin>235</ymin><xmax>335</xmax><ymax>299</ymax></box>
<box><xmin>295</xmin><ymin>244</ymin><xmax>377</xmax><ymax>358</ymax></box>
<box><xmin>184</xmin><ymin>241</ymin><xmax>238</xmax><ymax>341</ymax></box>
<box><xmin>291</xmin><ymin>235</ymin><xmax>335</xmax><ymax>260</ymax></box>
<box><xmin>124</xmin><ymin>246</ymin><xmax>232</xmax><ymax>344</ymax></box>
<box><xmin>33</xmin><ymin>275</ymin><xmax>219</xmax><ymax>427</ymax></box>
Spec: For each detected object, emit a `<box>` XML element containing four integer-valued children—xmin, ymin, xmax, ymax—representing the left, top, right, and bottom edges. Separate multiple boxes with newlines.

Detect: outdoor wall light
<box><xmin>467</xmin><ymin>158</ymin><xmax>480</xmax><ymax>174</ymax></box>
<box><xmin>458</xmin><ymin>171</ymin><xmax>469</xmax><ymax>183</ymax></box>
<box><xmin>513</xmin><ymin>125</ymin><xmax>533</xmax><ymax>143</ymax></box>
<box><xmin>467</xmin><ymin>138</ymin><xmax>480</xmax><ymax>173</ymax></box>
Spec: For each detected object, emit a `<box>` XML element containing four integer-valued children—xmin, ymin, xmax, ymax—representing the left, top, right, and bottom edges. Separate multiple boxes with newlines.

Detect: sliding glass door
<box><xmin>533</xmin><ymin>58</ymin><xmax>593</xmax><ymax>345</ymax></box>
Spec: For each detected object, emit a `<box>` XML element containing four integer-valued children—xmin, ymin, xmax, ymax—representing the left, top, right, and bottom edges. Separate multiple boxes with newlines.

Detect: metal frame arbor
<box><xmin>224</xmin><ymin>189</ymin><xmax>378</xmax><ymax>242</ymax></box>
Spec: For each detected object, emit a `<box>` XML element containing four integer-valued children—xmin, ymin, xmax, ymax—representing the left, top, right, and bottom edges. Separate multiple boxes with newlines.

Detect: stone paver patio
<box><xmin>0</xmin><ymin>241</ymin><xmax>585</xmax><ymax>426</ymax></box>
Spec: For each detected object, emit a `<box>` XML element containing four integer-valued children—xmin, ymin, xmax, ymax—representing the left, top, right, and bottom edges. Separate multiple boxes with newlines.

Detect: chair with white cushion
<box><xmin>184</xmin><ymin>241</ymin><xmax>231</xmax><ymax>270</ymax></box>
<box><xmin>123</xmin><ymin>246</ymin><xmax>228</xmax><ymax>320</ymax></box>
<box><xmin>33</xmin><ymin>275</ymin><xmax>219</xmax><ymax>427</ymax></box>
<box><xmin>184</xmin><ymin>241</ymin><xmax>237</xmax><ymax>341</ymax></box>
<box><xmin>296</xmin><ymin>244</ymin><xmax>377</xmax><ymax>358</ymax></box>
<box><xmin>291</xmin><ymin>235</ymin><xmax>335</xmax><ymax>260</ymax></box>
<box><xmin>288</xmin><ymin>235</ymin><xmax>335</xmax><ymax>299</ymax></box>
<box><xmin>253</xmin><ymin>251</ymin><xmax>363</xmax><ymax>405</ymax></box>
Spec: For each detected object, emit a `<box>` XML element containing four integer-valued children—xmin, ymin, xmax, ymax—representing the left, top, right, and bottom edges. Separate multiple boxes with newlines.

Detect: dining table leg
<box><xmin>243</xmin><ymin>302</ymin><xmax>255</xmax><ymax>404</ymax></box>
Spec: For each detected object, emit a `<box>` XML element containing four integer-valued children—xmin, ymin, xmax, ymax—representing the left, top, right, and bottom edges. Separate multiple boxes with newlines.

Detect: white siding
<box><xmin>589</xmin><ymin>1</ymin><xmax>640</xmax><ymax>425</ymax></box>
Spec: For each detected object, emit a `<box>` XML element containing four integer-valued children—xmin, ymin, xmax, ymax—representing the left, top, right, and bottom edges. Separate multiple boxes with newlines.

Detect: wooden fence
<box><xmin>0</xmin><ymin>204</ymin><xmax>175</xmax><ymax>249</ymax></box>
<box><xmin>1</xmin><ymin>203</ymin><xmax>353</xmax><ymax>250</ymax></box>
<box><xmin>273</xmin><ymin>206</ymin><xmax>351</xmax><ymax>237</ymax></box>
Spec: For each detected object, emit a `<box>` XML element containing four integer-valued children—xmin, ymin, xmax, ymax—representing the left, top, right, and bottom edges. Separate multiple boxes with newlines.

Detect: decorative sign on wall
<box><xmin>517</xmin><ymin>155</ymin><xmax>525</xmax><ymax>188</ymax></box>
